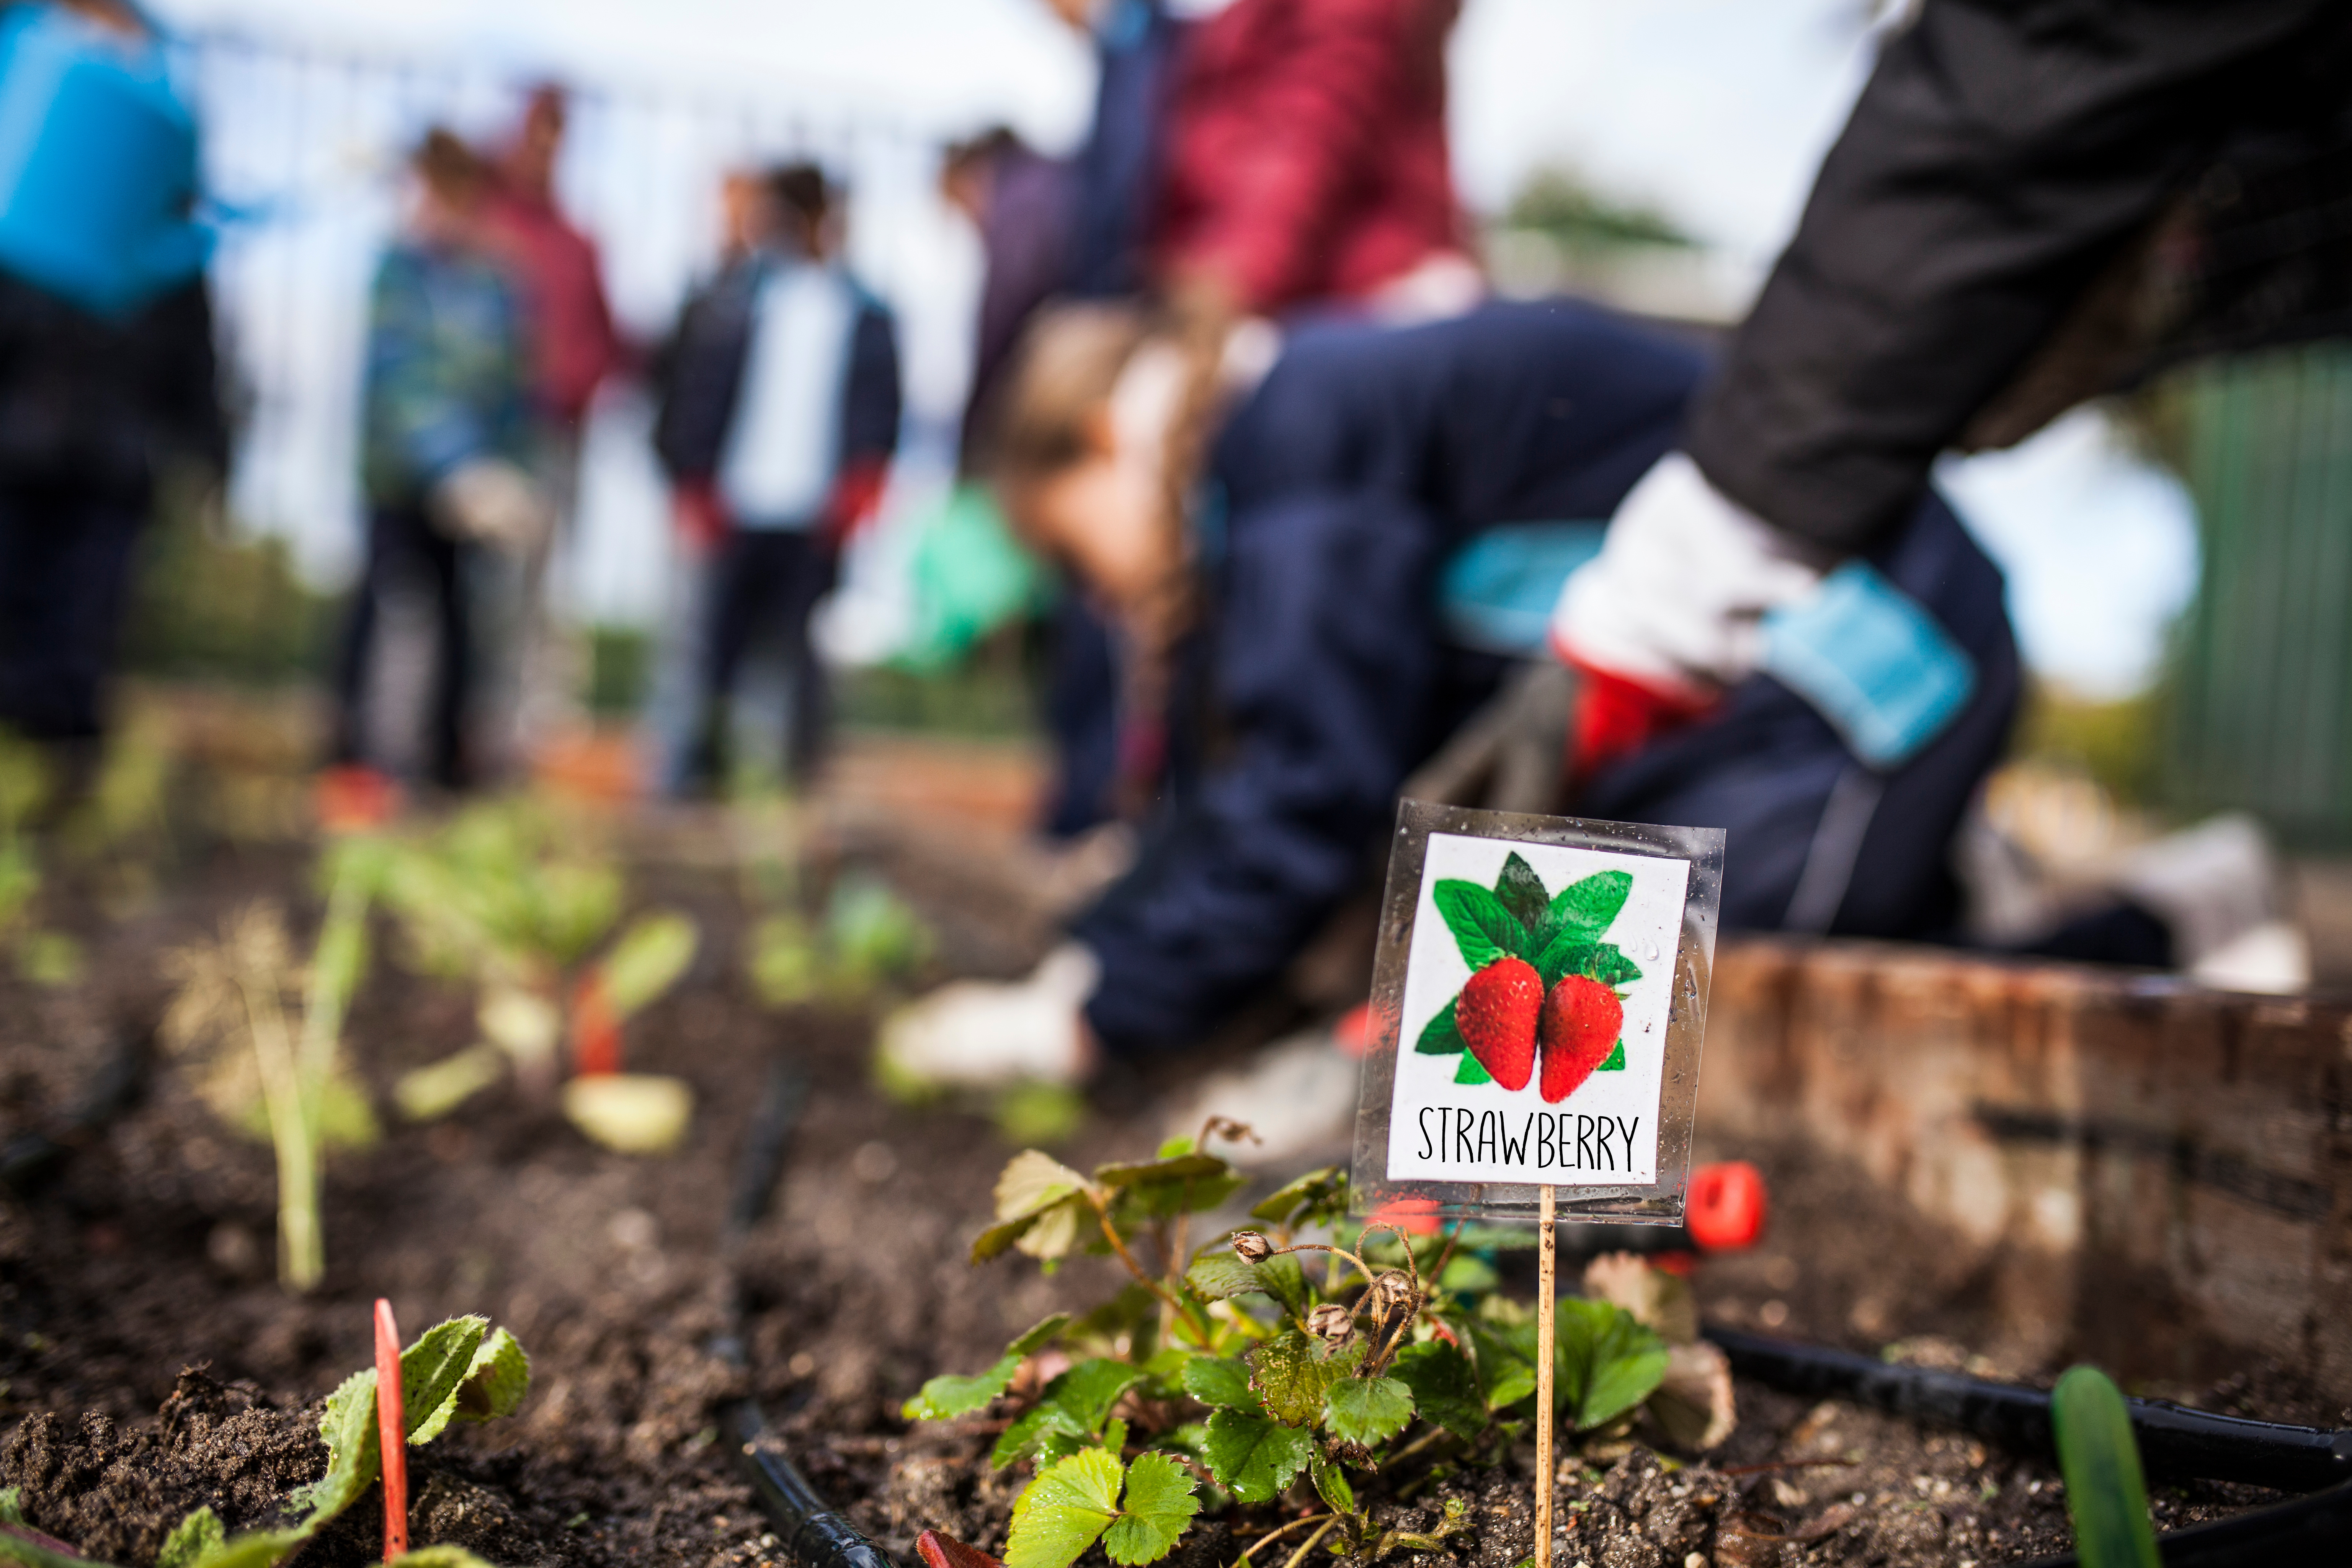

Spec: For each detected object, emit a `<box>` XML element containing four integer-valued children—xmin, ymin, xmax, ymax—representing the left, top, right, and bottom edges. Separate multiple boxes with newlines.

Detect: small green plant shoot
<box><xmin>2050</xmin><ymin>1365</ymin><xmax>2162</xmax><ymax>1568</ymax></box>
<box><xmin>162</xmin><ymin>846</ymin><xmax>381</xmax><ymax>1292</ymax></box>
<box><xmin>0</xmin><ymin>1315</ymin><xmax>529</xmax><ymax>1568</ymax></box>
<box><xmin>905</xmin><ymin>1129</ymin><xmax>1682</xmax><ymax>1568</ymax></box>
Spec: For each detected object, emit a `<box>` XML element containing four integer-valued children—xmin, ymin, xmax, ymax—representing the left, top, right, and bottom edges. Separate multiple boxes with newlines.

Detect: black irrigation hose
<box><xmin>712</xmin><ymin>1055</ymin><xmax>897</xmax><ymax>1568</ymax></box>
<box><xmin>2014</xmin><ymin>1480</ymin><xmax>2352</xmax><ymax>1566</ymax></box>
<box><xmin>1707</xmin><ymin>1327</ymin><xmax>2352</xmax><ymax>1493</ymax></box>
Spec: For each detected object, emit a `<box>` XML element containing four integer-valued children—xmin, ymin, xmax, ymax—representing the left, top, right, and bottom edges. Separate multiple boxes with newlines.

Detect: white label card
<box><xmin>1384</xmin><ymin>833</ymin><xmax>1690</xmax><ymax>1186</ymax></box>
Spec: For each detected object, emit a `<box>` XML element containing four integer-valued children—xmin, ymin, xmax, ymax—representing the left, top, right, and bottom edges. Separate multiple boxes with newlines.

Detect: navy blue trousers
<box><xmin>1073</xmin><ymin>301</ymin><xmax>2017</xmax><ymax>1056</ymax></box>
<box><xmin>0</xmin><ymin>479</ymin><xmax>147</xmax><ymax>742</ymax></box>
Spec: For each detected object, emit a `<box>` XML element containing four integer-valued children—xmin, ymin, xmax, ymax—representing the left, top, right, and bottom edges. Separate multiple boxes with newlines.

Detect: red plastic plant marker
<box><xmin>916</xmin><ymin>1530</ymin><xmax>1006</xmax><ymax>1568</ymax></box>
<box><xmin>374</xmin><ymin>1298</ymin><xmax>408</xmax><ymax>1561</ymax></box>
<box><xmin>1685</xmin><ymin>1161</ymin><xmax>1767</xmax><ymax>1252</ymax></box>
<box><xmin>570</xmin><ymin>971</ymin><xmax>621</xmax><ymax>1077</ymax></box>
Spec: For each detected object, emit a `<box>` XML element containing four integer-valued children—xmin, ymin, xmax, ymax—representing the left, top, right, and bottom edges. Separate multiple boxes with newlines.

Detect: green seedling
<box><xmin>0</xmin><ymin>1315</ymin><xmax>528</xmax><ymax>1568</ymax></box>
<box><xmin>2051</xmin><ymin>1365</ymin><xmax>2161</xmax><ymax>1568</ymax></box>
<box><xmin>905</xmin><ymin>1130</ymin><xmax>1671</xmax><ymax>1568</ymax></box>
<box><xmin>0</xmin><ymin>731</ymin><xmax>80</xmax><ymax>988</ymax></box>
<box><xmin>374</xmin><ymin>801</ymin><xmax>698</xmax><ymax>1118</ymax></box>
<box><xmin>748</xmin><ymin>871</ymin><xmax>932</xmax><ymax>1011</ymax></box>
<box><xmin>162</xmin><ymin>854</ymin><xmax>381</xmax><ymax>1291</ymax></box>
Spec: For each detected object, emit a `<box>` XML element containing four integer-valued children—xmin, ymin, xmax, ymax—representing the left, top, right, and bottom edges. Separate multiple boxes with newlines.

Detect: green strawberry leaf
<box><xmin>1254</xmin><ymin>1253</ymin><xmax>1313</xmax><ymax>1320</ymax></box>
<box><xmin>1576</xmin><ymin>942</ymin><xmax>1643</xmax><ymax>988</ymax></box>
<box><xmin>1184</xmin><ymin>1255</ymin><xmax>1268</xmax><ymax>1301</ymax></box>
<box><xmin>1308</xmin><ymin>1446</ymin><xmax>1354</xmax><ymax>1513</ymax></box>
<box><xmin>1045</xmin><ymin>1359</ymin><xmax>1150</xmax><ymax>1436</ymax></box>
<box><xmin>1181</xmin><ymin>1356</ymin><xmax>1258</xmax><ymax>1411</ymax></box>
<box><xmin>1248</xmin><ymin>1166</ymin><xmax>1348</xmax><ymax>1229</ymax></box>
<box><xmin>160</xmin><ymin>1508</ymin><xmax>225</xmax><ymax>1568</ymax></box>
<box><xmin>1595</xmin><ymin>1040</ymin><xmax>1626</xmax><ymax>1071</ymax></box>
<box><xmin>1324</xmin><ymin>1375</ymin><xmax>1414</xmax><ymax>1446</ymax></box>
<box><xmin>1247</xmin><ymin>1332</ymin><xmax>1363</xmax><ymax>1426</ymax></box>
<box><xmin>1493</xmin><ymin>853</ymin><xmax>1550</xmax><ymax>933</ymax></box>
<box><xmin>412</xmin><ymin>1326</ymin><xmax>531</xmax><ymax>1443</ymax></box>
<box><xmin>1414</xmin><ymin>996</ymin><xmax>1465</xmax><ymax>1054</ymax></box>
<box><xmin>1102</xmin><ymin>1452</ymin><xmax>1200</xmax><ymax>1566</ymax></box>
<box><xmin>1200</xmin><ymin>1409</ymin><xmax>1314</xmax><ymax>1503</ymax></box>
<box><xmin>1557</xmin><ymin>1299</ymin><xmax>1669</xmax><ymax>1432</ymax></box>
<box><xmin>1460</xmin><ymin>1315</ymin><xmax>1537</xmax><ymax>1412</ymax></box>
<box><xmin>1006</xmin><ymin>1449</ymin><xmax>1124</xmax><ymax>1568</ymax></box>
<box><xmin>1391</xmin><ymin>1341</ymin><xmax>1487</xmax><ymax>1441</ymax></box>
<box><xmin>992</xmin><ymin>1403</ymin><xmax>1093</xmax><ymax>1470</ymax></box>
<box><xmin>904</xmin><ymin>1313</ymin><xmax>1072</xmax><ymax>1420</ymax></box>
<box><xmin>1539</xmin><ymin>871</ymin><xmax>1632</xmax><ymax>948</ymax></box>
<box><xmin>1432</xmin><ymin>881</ymin><xmax>1527</xmax><ymax>968</ymax></box>
<box><xmin>1453</xmin><ymin>1053</ymin><xmax>1492</xmax><ymax>1085</ymax></box>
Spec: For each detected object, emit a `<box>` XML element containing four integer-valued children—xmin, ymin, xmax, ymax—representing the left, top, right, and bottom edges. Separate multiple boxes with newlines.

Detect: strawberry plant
<box><xmin>0</xmin><ymin>1314</ymin><xmax>529</xmax><ymax>1568</ymax></box>
<box><xmin>906</xmin><ymin>1132</ymin><xmax>1687</xmax><ymax>1568</ymax></box>
<box><xmin>1417</xmin><ymin>855</ymin><xmax>1642</xmax><ymax>1102</ymax></box>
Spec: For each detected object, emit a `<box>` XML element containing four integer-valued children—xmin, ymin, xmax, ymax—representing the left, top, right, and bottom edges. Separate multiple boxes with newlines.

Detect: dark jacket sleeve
<box><xmin>1683</xmin><ymin>0</ymin><xmax>2352</xmax><ymax>555</ymax></box>
<box><xmin>650</xmin><ymin>268</ymin><xmax>756</xmax><ymax>483</ymax></box>
<box><xmin>838</xmin><ymin>301</ymin><xmax>902</xmax><ymax>466</ymax></box>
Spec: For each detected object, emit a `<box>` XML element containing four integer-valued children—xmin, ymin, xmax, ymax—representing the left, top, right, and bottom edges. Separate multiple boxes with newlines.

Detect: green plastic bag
<box><xmin>895</xmin><ymin>483</ymin><xmax>1052</xmax><ymax>671</ymax></box>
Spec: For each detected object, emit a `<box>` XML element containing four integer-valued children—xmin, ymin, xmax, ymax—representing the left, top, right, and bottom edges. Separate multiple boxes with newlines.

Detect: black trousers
<box><xmin>332</xmin><ymin>500</ymin><xmax>473</xmax><ymax>790</ymax></box>
<box><xmin>0</xmin><ymin>477</ymin><xmax>147</xmax><ymax>742</ymax></box>
<box><xmin>689</xmin><ymin>528</ymin><xmax>836</xmax><ymax>789</ymax></box>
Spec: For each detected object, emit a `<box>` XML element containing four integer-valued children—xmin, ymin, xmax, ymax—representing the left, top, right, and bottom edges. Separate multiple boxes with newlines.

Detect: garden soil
<box><xmin>0</xmin><ymin>817</ymin><xmax>2337</xmax><ymax>1568</ymax></box>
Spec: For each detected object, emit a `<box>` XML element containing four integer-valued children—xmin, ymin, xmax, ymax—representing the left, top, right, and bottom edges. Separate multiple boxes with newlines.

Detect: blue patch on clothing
<box><xmin>1434</xmin><ymin>521</ymin><xmax>1606</xmax><ymax>655</ymax></box>
<box><xmin>1760</xmin><ymin>561</ymin><xmax>1975</xmax><ymax>770</ymax></box>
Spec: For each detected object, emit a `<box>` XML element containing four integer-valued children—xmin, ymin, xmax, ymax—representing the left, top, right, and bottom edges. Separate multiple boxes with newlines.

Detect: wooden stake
<box><xmin>374</xmin><ymin>1298</ymin><xmax>408</xmax><ymax>1561</ymax></box>
<box><xmin>1534</xmin><ymin>1184</ymin><xmax>1555</xmax><ymax>1568</ymax></box>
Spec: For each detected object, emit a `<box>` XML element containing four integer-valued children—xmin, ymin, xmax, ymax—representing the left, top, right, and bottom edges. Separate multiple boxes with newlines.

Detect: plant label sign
<box><xmin>1351</xmin><ymin>800</ymin><xmax>1724</xmax><ymax>1225</ymax></box>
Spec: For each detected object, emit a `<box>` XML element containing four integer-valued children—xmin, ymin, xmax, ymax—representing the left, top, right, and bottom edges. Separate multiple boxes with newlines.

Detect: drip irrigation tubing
<box><xmin>2014</xmin><ymin>1480</ymin><xmax>2352</xmax><ymax>1566</ymax></box>
<box><xmin>712</xmin><ymin>1055</ymin><xmax>897</xmax><ymax>1568</ymax></box>
<box><xmin>1707</xmin><ymin>1326</ymin><xmax>2352</xmax><ymax>1492</ymax></box>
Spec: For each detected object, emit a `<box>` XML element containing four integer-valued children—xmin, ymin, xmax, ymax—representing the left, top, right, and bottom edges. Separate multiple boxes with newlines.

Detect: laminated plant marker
<box><xmin>1350</xmin><ymin>800</ymin><xmax>1724</xmax><ymax>1568</ymax></box>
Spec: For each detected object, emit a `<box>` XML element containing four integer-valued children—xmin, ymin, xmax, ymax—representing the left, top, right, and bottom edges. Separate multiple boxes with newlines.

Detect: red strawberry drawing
<box><xmin>1539</xmin><ymin>975</ymin><xmax>1624</xmax><ymax>1103</ymax></box>
<box><xmin>1456</xmin><ymin>956</ymin><xmax>1541</xmax><ymax>1090</ymax></box>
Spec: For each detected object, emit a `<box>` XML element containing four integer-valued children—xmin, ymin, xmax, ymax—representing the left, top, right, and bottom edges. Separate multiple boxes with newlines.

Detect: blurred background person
<box><xmin>482</xmin><ymin>83</ymin><xmax>624</xmax><ymax>754</ymax></box>
<box><xmin>0</xmin><ymin>0</ymin><xmax>221</xmax><ymax>812</ymax></box>
<box><xmin>329</xmin><ymin>128</ymin><xmax>546</xmax><ymax>798</ymax></box>
<box><xmin>651</xmin><ymin>164</ymin><xmax>900</xmax><ymax>795</ymax></box>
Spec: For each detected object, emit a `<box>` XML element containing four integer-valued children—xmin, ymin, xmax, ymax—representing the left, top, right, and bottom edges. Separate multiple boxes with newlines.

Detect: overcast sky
<box><xmin>150</xmin><ymin>0</ymin><xmax>2197</xmax><ymax>697</ymax></box>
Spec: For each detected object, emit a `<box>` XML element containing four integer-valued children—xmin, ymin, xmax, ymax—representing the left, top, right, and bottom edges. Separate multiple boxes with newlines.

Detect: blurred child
<box><xmin>650</xmin><ymin>164</ymin><xmax>900</xmax><ymax>792</ymax></box>
<box><xmin>331</xmin><ymin>129</ymin><xmax>546</xmax><ymax>794</ymax></box>
<box><xmin>879</xmin><ymin>299</ymin><xmax>2020</xmax><ymax>1084</ymax></box>
<box><xmin>0</xmin><ymin>0</ymin><xmax>223</xmax><ymax>804</ymax></box>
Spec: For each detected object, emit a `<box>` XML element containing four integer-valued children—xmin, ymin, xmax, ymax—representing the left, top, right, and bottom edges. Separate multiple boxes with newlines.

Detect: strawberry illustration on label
<box><xmin>1538</xmin><ymin>974</ymin><xmax>1623</xmax><ymax>1103</ymax></box>
<box><xmin>1456</xmin><ymin>956</ymin><xmax>1541</xmax><ymax>1089</ymax></box>
<box><xmin>1415</xmin><ymin>851</ymin><xmax>1646</xmax><ymax>1103</ymax></box>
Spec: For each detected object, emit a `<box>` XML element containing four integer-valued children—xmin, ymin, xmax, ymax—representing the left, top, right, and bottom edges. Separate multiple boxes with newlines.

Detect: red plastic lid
<box><xmin>1685</xmin><ymin>1160</ymin><xmax>1767</xmax><ymax>1251</ymax></box>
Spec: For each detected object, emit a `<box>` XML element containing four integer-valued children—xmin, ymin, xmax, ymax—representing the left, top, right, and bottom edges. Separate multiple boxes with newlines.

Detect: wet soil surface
<box><xmin>0</xmin><ymin>819</ymin><xmax>2338</xmax><ymax>1568</ymax></box>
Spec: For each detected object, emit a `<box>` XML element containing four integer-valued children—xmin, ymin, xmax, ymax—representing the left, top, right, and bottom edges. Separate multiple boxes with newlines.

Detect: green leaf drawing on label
<box><xmin>1200</xmin><ymin>1410</ymin><xmax>1313</xmax><ymax>1503</ymax></box>
<box><xmin>1493</xmin><ymin>853</ymin><xmax>1550</xmax><ymax>934</ymax></box>
<box><xmin>1246</xmin><ymin>1333</ymin><xmax>1362</xmax><ymax>1426</ymax></box>
<box><xmin>1596</xmin><ymin>1040</ymin><xmax>1626</xmax><ymax>1071</ymax></box>
<box><xmin>904</xmin><ymin>1313</ymin><xmax>1071</xmax><ymax>1421</ymax></box>
<box><xmin>1531</xmin><ymin>931</ymin><xmax>1592</xmax><ymax>990</ymax></box>
<box><xmin>1102</xmin><ymin>1453</ymin><xmax>1200</xmax><ymax>1566</ymax></box>
<box><xmin>1324</xmin><ymin>1375</ymin><xmax>1414</xmax><ymax>1446</ymax></box>
<box><xmin>1180</xmin><ymin>1356</ymin><xmax>1258</xmax><ymax>1411</ymax></box>
<box><xmin>1538</xmin><ymin>871</ymin><xmax>1632</xmax><ymax>948</ymax></box>
<box><xmin>1006</xmin><ymin>1449</ymin><xmax>1124</xmax><ymax>1568</ymax></box>
<box><xmin>1453</xmin><ymin>1052</ymin><xmax>1492</xmax><ymax>1086</ymax></box>
<box><xmin>1390</xmin><ymin>1341</ymin><xmax>1487</xmax><ymax>1441</ymax></box>
<box><xmin>1432</xmin><ymin>881</ymin><xmax>1526</xmax><ymax>969</ymax></box>
<box><xmin>1577</xmin><ymin>942</ymin><xmax>1643</xmax><ymax>988</ymax></box>
<box><xmin>1414</xmin><ymin>995</ymin><xmax>1465</xmax><ymax>1054</ymax></box>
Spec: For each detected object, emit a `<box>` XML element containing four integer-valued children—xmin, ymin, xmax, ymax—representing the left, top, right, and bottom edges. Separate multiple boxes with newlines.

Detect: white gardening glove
<box><xmin>876</xmin><ymin>942</ymin><xmax>1101</xmax><ymax>1093</ymax></box>
<box><xmin>1549</xmin><ymin>452</ymin><xmax>1826</xmax><ymax>701</ymax></box>
<box><xmin>428</xmin><ymin>457</ymin><xmax>554</xmax><ymax>555</ymax></box>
